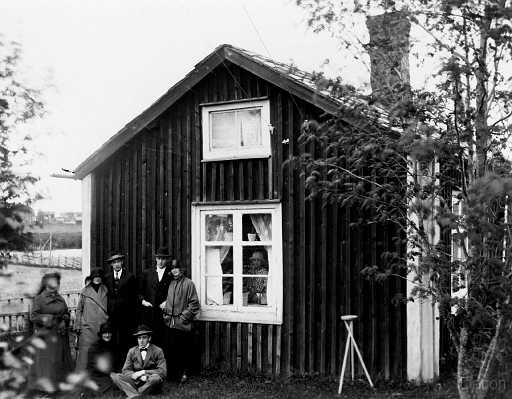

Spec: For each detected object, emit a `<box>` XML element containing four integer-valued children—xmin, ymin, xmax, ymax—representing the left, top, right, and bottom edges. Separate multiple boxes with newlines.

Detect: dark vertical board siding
<box><xmin>297</xmin><ymin>136</ymin><xmax>306</xmax><ymax>375</ymax></box>
<box><xmin>89</xmin><ymin>62</ymin><xmax>406</xmax><ymax>379</ymax></box>
<box><xmin>90</xmin><ymin>173</ymin><xmax>97</xmax><ymax>268</ymax></box>
<box><xmin>141</xmin><ymin>141</ymin><xmax>147</xmax><ymax>267</ymax></box>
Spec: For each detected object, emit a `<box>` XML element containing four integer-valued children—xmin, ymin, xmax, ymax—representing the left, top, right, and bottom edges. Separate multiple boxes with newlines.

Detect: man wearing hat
<box><xmin>137</xmin><ymin>246</ymin><xmax>173</xmax><ymax>347</ymax></box>
<box><xmin>104</xmin><ymin>253</ymin><xmax>137</xmax><ymax>370</ymax></box>
<box><xmin>110</xmin><ymin>324</ymin><xmax>166</xmax><ymax>399</ymax></box>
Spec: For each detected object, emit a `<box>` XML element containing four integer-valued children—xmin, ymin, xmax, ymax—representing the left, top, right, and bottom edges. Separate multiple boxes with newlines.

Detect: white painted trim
<box><xmin>81</xmin><ymin>174</ymin><xmax>92</xmax><ymax>284</ymax></box>
<box><xmin>406</xmin><ymin>158</ymin><xmax>440</xmax><ymax>382</ymax></box>
<box><xmin>201</xmin><ymin>99</ymin><xmax>271</xmax><ymax>161</ymax></box>
<box><xmin>191</xmin><ymin>202</ymin><xmax>283</xmax><ymax>324</ymax></box>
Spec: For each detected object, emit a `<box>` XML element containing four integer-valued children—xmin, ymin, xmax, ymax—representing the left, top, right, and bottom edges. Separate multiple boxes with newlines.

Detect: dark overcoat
<box><xmin>104</xmin><ymin>268</ymin><xmax>137</xmax><ymax>368</ymax></box>
<box><xmin>28</xmin><ymin>290</ymin><xmax>73</xmax><ymax>392</ymax></box>
<box><xmin>137</xmin><ymin>266</ymin><xmax>173</xmax><ymax>345</ymax></box>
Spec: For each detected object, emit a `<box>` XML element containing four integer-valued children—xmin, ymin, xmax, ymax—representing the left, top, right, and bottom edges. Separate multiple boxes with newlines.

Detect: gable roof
<box><xmin>74</xmin><ymin>44</ymin><xmax>389</xmax><ymax>179</ymax></box>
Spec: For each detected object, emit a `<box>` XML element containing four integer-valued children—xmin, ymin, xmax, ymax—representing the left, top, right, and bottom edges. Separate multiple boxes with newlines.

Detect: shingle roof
<box><xmin>226</xmin><ymin>45</ymin><xmax>392</xmax><ymax>127</ymax></box>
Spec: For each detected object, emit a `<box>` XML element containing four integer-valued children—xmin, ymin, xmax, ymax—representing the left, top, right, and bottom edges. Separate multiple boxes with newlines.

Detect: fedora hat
<box><xmin>133</xmin><ymin>324</ymin><xmax>153</xmax><ymax>337</ymax></box>
<box><xmin>106</xmin><ymin>253</ymin><xmax>125</xmax><ymax>263</ymax></box>
<box><xmin>154</xmin><ymin>246</ymin><xmax>171</xmax><ymax>258</ymax></box>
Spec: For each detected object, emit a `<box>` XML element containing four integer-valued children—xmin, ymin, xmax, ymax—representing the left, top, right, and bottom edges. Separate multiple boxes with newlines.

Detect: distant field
<box><xmin>27</xmin><ymin>223</ymin><xmax>82</xmax><ymax>234</ymax></box>
<box><xmin>0</xmin><ymin>248</ymin><xmax>83</xmax><ymax>314</ymax></box>
<box><xmin>26</xmin><ymin>223</ymin><xmax>82</xmax><ymax>249</ymax></box>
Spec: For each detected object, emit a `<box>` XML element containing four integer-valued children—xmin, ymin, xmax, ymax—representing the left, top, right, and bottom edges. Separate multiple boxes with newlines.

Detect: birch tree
<box><xmin>295</xmin><ymin>1</ymin><xmax>512</xmax><ymax>398</ymax></box>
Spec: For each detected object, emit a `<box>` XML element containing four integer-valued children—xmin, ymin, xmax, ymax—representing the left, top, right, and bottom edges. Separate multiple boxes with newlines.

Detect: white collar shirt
<box><xmin>140</xmin><ymin>345</ymin><xmax>148</xmax><ymax>361</ymax></box>
<box><xmin>156</xmin><ymin>267</ymin><xmax>165</xmax><ymax>282</ymax></box>
<box><xmin>114</xmin><ymin>270</ymin><xmax>122</xmax><ymax>280</ymax></box>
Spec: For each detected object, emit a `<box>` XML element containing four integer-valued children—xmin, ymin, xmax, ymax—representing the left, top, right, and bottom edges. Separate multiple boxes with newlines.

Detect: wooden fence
<box><xmin>0</xmin><ymin>291</ymin><xmax>80</xmax><ymax>335</ymax></box>
<box><xmin>9</xmin><ymin>253</ymin><xmax>81</xmax><ymax>269</ymax></box>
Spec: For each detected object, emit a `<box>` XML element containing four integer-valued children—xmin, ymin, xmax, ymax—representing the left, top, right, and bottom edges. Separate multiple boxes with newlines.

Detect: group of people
<box><xmin>27</xmin><ymin>246</ymin><xmax>200</xmax><ymax>398</ymax></box>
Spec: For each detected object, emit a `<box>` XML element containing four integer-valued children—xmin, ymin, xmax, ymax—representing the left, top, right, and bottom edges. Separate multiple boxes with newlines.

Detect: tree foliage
<box><xmin>0</xmin><ymin>37</ymin><xmax>43</xmax><ymax>252</ymax></box>
<box><xmin>295</xmin><ymin>1</ymin><xmax>512</xmax><ymax>398</ymax></box>
<box><xmin>0</xmin><ymin>37</ymin><xmax>44</xmax><ymax>398</ymax></box>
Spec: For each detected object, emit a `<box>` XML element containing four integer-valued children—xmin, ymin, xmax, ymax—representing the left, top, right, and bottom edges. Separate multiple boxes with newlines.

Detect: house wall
<box><xmin>90</xmin><ymin>62</ymin><xmax>406</xmax><ymax>378</ymax></box>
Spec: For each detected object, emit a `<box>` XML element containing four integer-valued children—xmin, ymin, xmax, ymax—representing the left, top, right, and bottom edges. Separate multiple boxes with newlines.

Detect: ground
<box><xmin>69</xmin><ymin>373</ymin><xmax>459</xmax><ymax>399</ymax></box>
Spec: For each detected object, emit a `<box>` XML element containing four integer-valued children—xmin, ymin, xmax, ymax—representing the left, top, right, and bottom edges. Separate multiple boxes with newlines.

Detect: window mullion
<box><xmin>233</xmin><ymin>210</ymin><xmax>242</xmax><ymax>309</ymax></box>
<box><xmin>200</xmin><ymin>211</ymin><xmax>206</xmax><ymax>307</ymax></box>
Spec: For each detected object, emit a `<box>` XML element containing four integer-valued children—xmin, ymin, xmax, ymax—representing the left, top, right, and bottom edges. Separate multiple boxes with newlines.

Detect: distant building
<box><xmin>36</xmin><ymin>210</ymin><xmax>81</xmax><ymax>226</ymax></box>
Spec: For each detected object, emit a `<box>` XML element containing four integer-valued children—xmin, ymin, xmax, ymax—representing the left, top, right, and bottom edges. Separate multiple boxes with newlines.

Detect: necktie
<box><xmin>140</xmin><ymin>348</ymin><xmax>147</xmax><ymax>360</ymax></box>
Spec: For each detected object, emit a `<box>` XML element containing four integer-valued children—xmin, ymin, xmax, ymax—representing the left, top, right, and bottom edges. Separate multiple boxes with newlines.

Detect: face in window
<box><xmin>248</xmin><ymin>251</ymin><xmax>267</xmax><ymax>273</ymax></box>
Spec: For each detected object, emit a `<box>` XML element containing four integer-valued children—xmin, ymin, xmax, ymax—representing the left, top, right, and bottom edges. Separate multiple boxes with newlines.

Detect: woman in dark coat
<box><xmin>28</xmin><ymin>272</ymin><xmax>73</xmax><ymax>394</ymax></box>
<box><xmin>83</xmin><ymin>322</ymin><xmax>116</xmax><ymax>397</ymax></box>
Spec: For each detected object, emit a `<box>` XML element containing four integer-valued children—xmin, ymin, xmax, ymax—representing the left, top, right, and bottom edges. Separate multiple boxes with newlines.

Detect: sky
<box><xmin>0</xmin><ymin>0</ymin><xmax>396</xmax><ymax>213</ymax></box>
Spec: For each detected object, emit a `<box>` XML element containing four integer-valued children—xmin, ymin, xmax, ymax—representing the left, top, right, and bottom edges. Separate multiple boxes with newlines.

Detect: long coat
<box><xmin>163</xmin><ymin>276</ymin><xmax>200</xmax><ymax>332</ymax></box>
<box><xmin>137</xmin><ymin>267</ymin><xmax>173</xmax><ymax>345</ymax></box>
<box><xmin>75</xmin><ymin>284</ymin><xmax>108</xmax><ymax>370</ymax></box>
<box><xmin>122</xmin><ymin>343</ymin><xmax>167</xmax><ymax>380</ymax></box>
<box><xmin>104</xmin><ymin>268</ymin><xmax>137</xmax><ymax>369</ymax></box>
<box><xmin>28</xmin><ymin>290</ymin><xmax>73</xmax><ymax>392</ymax></box>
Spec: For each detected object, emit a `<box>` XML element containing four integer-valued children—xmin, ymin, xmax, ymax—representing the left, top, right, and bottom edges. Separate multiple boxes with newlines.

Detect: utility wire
<box><xmin>242</xmin><ymin>4</ymin><xmax>272</xmax><ymax>59</ymax></box>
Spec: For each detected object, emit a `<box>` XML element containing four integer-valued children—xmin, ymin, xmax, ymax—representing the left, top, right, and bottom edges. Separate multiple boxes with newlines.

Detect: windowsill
<box><xmin>192</xmin><ymin>199</ymin><xmax>281</xmax><ymax>206</ymax></box>
<box><xmin>201</xmin><ymin>154</ymin><xmax>271</xmax><ymax>162</ymax></box>
<box><xmin>197</xmin><ymin>307</ymin><xmax>282</xmax><ymax>325</ymax></box>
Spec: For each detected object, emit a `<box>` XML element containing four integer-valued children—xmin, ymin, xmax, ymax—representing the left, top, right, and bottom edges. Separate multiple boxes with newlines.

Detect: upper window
<box><xmin>201</xmin><ymin>99</ymin><xmax>271</xmax><ymax>161</ymax></box>
<box><xmin>191</xmin><ymin>202</ymin><xmax>282</xmax><ymax>324</ymax></box>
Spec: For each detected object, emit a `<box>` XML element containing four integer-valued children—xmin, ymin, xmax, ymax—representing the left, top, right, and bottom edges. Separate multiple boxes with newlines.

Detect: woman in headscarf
<box><xmin>75</xmin><ymin>267</ymin><xmax>109</xmax><ymax>371</ymax></box>
<box><xmin>83</xmin><ymin>321</ymin><xmax>116</xmax><ymax>397</ymax></box>
<box><xmin>28</xmin><ymin>272</ymin><xmax>73</xmax><ymax>394</ymax></box>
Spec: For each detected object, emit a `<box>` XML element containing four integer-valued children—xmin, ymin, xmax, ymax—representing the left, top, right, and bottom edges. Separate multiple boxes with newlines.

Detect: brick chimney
<box><xmin>366</xmin><ymin>11</ymin><xmax>411</xmax><ymax>108</ymax></box>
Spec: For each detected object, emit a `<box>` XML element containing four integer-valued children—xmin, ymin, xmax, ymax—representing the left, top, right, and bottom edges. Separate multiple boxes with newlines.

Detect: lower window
<box><xmin>191</xmin><ymin>202</ymin><xmax>283</xmax><ymax>324</ymax></box>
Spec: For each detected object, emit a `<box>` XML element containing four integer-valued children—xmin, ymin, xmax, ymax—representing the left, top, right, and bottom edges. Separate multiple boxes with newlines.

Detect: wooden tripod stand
<box><xmin>338</xmin><ymin>315</ymin><xmax>374</xmax><ymax>394</ymax></box>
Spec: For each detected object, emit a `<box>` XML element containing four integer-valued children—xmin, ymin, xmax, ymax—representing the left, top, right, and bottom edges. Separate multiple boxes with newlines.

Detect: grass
<box><xmin>68</xmin><ymin>372</ymin><xmax>460</xmax><ymax>399</ymax></box>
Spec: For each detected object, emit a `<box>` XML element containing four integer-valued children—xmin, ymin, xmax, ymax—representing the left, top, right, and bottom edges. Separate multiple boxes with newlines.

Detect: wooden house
<box><xmin>75</xmin><ymin>14</ymin><xmax>439</xmax><ymax>382</ymax></box>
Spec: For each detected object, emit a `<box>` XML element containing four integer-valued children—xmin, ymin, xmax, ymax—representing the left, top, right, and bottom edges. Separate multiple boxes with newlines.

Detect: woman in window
<box><xmin>28</xmin><ymin>272</ymin><xmax>73</xmax><ymax>394</ymax></box>
<box><xmin>245</xmin><ymin>250</ymin><xmax>268</xmax><ymax>305</ymax></box>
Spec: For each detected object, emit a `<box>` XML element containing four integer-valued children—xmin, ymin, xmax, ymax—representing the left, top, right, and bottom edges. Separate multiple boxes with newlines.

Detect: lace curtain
<box><xmin>205</xmin><ymin>246</ymin><xmax>231</xmax><ymax>305</ymax></box>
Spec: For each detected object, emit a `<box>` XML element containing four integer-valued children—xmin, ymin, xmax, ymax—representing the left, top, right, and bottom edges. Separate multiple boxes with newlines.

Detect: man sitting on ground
<box><xmin>110</xmin><ymin>325</ymin><xmax>166</xmax><ymax>399</ymax></box>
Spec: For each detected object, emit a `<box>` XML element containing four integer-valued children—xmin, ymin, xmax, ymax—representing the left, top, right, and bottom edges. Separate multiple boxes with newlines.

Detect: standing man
<box><xmin>137</xmin><ymin>247</ymin><xmax>173</xmax><ymax>347</ymax></box>
<box><xmin>163</xmin><ymin>260</ymin><xmax>199</xmax><ymax>382</ymax></box>
<box><xmin>110</xmin><ymin>324</ymin><xmax>166</xmax><ymax>399</ymax></box>
<box><xmin>104</xmin><ymin>253</ymin><xmax>137</xmax><ymax>371</ymax></box>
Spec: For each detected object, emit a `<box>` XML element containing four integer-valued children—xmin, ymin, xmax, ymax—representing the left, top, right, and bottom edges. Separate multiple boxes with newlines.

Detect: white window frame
<box><xmin>201</xmin><ymin>99</ymin><xmax>271</xmax><ymax>161</ymax></box>
<box><xmin>191</xmin><ymin>202</ymin><xmax>283</xmax><ymax>324</ymax></box>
